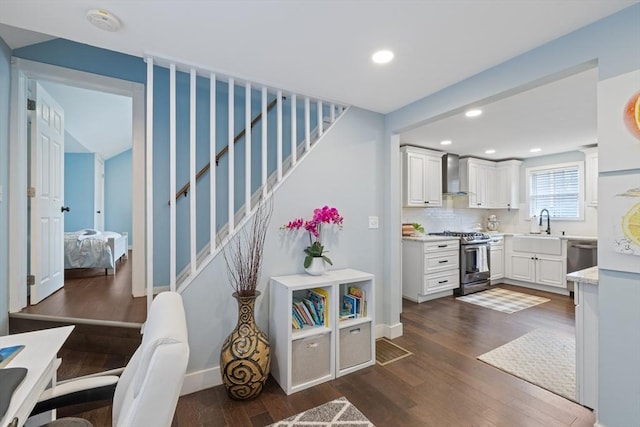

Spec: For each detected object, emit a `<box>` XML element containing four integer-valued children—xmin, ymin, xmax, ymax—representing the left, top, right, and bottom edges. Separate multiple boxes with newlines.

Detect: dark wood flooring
<box><xmin>57</xmin><ymin>284</ymin><xmax>594</xmax><ymax>426</ymax></box>
<box><xmin>19</xmin><ymin>251</ymin><xmax>146</xmax><ymax>324</ymax></box>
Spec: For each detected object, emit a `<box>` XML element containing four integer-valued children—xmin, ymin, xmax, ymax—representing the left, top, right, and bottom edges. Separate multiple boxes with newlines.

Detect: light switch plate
<box><xmin>368</xmin><ymin>216</ymin><xmax>379</xmax><ymax>229</ymax></box>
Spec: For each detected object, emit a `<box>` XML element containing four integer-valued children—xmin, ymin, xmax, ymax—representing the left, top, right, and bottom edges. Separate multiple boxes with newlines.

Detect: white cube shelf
<box><xmin>269</xmin><ymin>268</ymin><xmax>375</xmax><ymax>395</ymax></box>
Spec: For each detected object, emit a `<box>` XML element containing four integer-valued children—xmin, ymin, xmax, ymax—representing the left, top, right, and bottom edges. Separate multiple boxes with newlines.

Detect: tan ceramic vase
<box><xmin>220</xmin><ymin>291</ymin><xmax>270</xmax><ymax>400</ymax></box>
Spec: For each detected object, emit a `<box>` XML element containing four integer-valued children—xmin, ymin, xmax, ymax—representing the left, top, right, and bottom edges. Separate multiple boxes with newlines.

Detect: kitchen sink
<box><xmin>512</xmin><ymin>235</ymin><xmax>562</xmax><ymax>255</ymax></box>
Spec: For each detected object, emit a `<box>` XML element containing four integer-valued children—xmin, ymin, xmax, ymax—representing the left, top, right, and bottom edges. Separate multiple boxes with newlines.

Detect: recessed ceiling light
<box><xmin>440</xmin><ymin>140</ymin><xmax>452</xmax><ymax>145</ymax></box>
<box><xmin>485</xmin><ymin>149</ymin><xmax>496</xmax><ymax>154</ymax></box>
<box><xmin>530</xmin><ymin>148</ymin><xmax>542</xmax><ymax>153</ymax></box>
<box><xmin>465</xmin><ymin>109</ymin><xmax>483</xmax><ymax>118</ymax></box>
<box><xmin>372</xmin><ymin>50</ymin><xmax>394</xmax><ymax>64</ymax></box>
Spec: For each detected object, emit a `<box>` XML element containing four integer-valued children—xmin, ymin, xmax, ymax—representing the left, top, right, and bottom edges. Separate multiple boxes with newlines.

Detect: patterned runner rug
<box><xmin>478</xmin><ymin>329</ymin><xmax>576</xmax><ymax>401</ymax></box>
<box><xmin>269</xmin><ymin>397</ymin><xmax>375</xmax><ymax>426</ymax></box>
<box><xmin>457</xmin><ymin>287</ymin><xmax>550</xmax><ymax>314</ymax></box>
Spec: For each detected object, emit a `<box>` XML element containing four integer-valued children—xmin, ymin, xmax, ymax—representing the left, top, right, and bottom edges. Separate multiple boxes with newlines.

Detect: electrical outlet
<box><xmin>368</xmin><ymin>216</ymin><xmax>379</xmax><ymax>229</ymax></box>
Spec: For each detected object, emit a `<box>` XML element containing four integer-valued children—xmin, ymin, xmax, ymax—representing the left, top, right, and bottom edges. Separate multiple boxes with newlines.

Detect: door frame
<box><xmin>8</xmin><ymin>58</ymin><xmax>146</xmax><ymax>312</ymax></box>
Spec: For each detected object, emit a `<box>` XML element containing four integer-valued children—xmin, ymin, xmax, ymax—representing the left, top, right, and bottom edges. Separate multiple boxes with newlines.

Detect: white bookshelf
<box><xmin>269</xmin><ymin>268</ymin><xmax>375</xmax><ymax>395</ymax></box>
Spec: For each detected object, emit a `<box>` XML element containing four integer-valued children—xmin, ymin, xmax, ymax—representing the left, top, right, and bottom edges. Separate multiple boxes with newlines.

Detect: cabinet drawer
<box><xmin>424</xmin><ymin>240</ymin><xmax>459</xmax><ymax>253</ymax></box>
<box><xmin>291</xmin><ymin>333</ymin><xmax>331</xmax><ymax>387</ymax></box>
<box><xmin>424</xmin><ymin>251</ymin><xmax>459</xmax><ymax>274</ymax></box>
<box><xmin>423</xmin><ymin>270</ymin><xmax>459</xmax><ymax>293</ymax></box>
<box><xmin>339</xmin><ymin>322</ymin><xmax>372</xmax><ymax>370</ymax></box>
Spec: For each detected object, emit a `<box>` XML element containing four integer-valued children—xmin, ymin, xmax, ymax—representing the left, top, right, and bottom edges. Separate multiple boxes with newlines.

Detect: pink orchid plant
<box><xmin>284</xmin><ymin>206</ymin><xmax>344</xmax><ymax>268</ymax></box>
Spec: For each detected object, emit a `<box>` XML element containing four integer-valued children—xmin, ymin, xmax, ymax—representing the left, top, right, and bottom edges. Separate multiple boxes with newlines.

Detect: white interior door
<box><xmin>94</xmin><ymin>156</ymin><xmax>104</xmax><ymax>230</ymax></box>
<box><xmin>30</xmin><ymin>82</ymin><xmax>65</xmax><ymax>304</ymax></box>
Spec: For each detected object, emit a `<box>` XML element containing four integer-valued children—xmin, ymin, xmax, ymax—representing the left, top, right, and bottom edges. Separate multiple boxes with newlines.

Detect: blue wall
<box><xmin>64</xmin><ymin>153</ymin><xmax>95</xmax><ymax>231</ymax></box>
<box><xmin>13</xmin><ymin>39</ymin><xmax>313</xmax><ymax>286</ymax></box>
<box><xmin>0</xmin><ymin>36</ymin><xmax>11</xmax><ymax>334</ymax></box>
<box><xmin>105</xmin><ymin>149</ymin><xmax>133</xmax><ymax>243</ymax></box>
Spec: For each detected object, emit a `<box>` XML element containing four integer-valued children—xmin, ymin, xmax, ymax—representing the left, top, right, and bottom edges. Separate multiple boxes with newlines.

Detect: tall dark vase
<box><xmin>220</xmin><ymin>291</ymin><xmax>271</xmax><ymax>400</ymax></box>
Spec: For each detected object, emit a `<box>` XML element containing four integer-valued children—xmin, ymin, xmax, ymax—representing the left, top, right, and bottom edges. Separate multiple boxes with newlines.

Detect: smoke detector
<box><xmin>86</xmin><ymin>9</ymin><xmax>121</xmax><ymax>32</ymax></box>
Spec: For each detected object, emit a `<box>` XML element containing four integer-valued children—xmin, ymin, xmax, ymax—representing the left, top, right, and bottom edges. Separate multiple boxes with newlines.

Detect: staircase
<box><xmin>145</xmin><ymin>56</ymin><xmax>348</xmax><ymax>296</ymax></box>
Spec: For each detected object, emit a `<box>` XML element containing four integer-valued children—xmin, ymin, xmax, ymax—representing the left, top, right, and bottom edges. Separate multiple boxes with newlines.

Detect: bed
<box><xmin>64</xmin><ymin>229</ymin><xmax>128</xmax><ymax>275</ymax></box>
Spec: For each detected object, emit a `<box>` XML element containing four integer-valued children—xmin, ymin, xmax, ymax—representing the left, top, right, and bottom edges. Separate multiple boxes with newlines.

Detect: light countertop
<box><xmin>566</xmin><ymin>266</ymin><xmax>599</xmax><ymax>286</ymax></box>
<box><xmin>402</xmin><ymin>235</ymin><xmax>459</xmax><ymax>242</ymax></box>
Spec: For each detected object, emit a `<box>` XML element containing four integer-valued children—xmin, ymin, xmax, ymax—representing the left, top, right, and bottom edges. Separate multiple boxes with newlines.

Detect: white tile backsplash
<box><xmin>402</xmin><ymin>197</ymin><xmax>487</xmax><ymax>233</ymax></box>
<box><xmin>403</xmin><ymin>197</ymin><xmax>597</xmax><ymax>236</ymax></box>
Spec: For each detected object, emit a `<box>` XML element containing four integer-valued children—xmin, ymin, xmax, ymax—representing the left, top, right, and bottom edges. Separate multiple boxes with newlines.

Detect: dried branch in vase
<box><xmin>220</xmin><ymin>195</ymin><xmax>273</xmax><ymax>297</ymax></box>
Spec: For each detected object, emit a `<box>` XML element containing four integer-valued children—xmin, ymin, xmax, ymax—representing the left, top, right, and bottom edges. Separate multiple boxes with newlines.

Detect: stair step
<box><xmin>9</xmin><ymin>315</ymin><xmax>141</xmax><ymax>380</ymax></box>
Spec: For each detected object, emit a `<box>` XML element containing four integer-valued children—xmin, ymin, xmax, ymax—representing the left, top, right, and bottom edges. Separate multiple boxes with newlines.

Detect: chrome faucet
<box><xmin>539</xmin><ymin>209</ymin><xmax>551</xmax><ymax>235</ymax></box>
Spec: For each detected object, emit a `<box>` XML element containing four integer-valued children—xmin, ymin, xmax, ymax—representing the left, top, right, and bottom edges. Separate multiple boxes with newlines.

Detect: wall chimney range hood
<box><xmin>442</xmin><ymin>153</ymin><xmax>467</xmax><ymax>195</ymax></box>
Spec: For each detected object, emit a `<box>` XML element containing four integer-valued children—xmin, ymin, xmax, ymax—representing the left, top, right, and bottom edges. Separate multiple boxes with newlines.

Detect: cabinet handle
<box><xmin>424</xmin><ymin>201</ymin><xmax>429</xmax><ymax>204</ymax></box>
<box><xmin>437</xmin><ymin>244</ymin><xmax>447</xmax><ymax>248</ymax></box>
<box><xmin>438</xmin><ymin>280</ymin><xmax>449</xmax><ymax>284</ymax></box>
<box><xmin>438</xmin><ymin>260</ymin><xmax>449</xmax><ymax>264</ymax></box>
<box><xmin>306</xmin><ymin>342</ymin><xmax>319</xmax><ymax>349</ymax></box>
<box><xmin>349</xmin><ymin>328</ymin><xmax>361</xmax><ymax>334</ymax></box>
<box><xmin>531</xmin><ymin>257</ymin><xmax>535</xmax><ymax>260</ymax></box>
<box><xmin>477</xmin><ymin>203</ymin><xmax>482</xmax><ymax>206</ymax></box>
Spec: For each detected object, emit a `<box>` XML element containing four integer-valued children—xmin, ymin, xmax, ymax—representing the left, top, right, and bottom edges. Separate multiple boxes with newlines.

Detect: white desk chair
<box><xmin>31</xmin><ymin>292</ymin><xmax>190</xmax><ymax>427</ymax></box>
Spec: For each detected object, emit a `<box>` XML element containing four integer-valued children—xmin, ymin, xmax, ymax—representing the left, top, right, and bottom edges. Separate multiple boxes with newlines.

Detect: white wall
<box><xmin>180</xmin><ymin>107</ymin><xmax>385</xmax><ymax>378</ymax></box>
<box><xmin>0</xmin><ymin>36</ymin><xmax>11</xmax><ymax>334</ymax></box>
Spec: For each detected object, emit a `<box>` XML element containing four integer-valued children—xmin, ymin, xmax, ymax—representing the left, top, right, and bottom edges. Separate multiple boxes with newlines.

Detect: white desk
<box><xmin>0</xmin><ymin>326</ymin><xmax>74</xmax><ymax>427</ymax></box>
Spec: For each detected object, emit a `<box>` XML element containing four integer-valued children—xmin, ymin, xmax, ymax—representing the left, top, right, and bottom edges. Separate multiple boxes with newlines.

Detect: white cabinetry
<box><xmin>460</xmin><ymin>158</ymin><xmax>522</xmax><ymax>209</ymax></box>
<box><xmin>581</xmin><ymin>147</ymin><xmax>598</xmax><ymax>207</ymax></box>
<box><xmin>270</xmin><ymin>269</ymin><xmax>375</xmax><ymax>395</ymax></box>
<box><xmin>505</xmin><ymin>236</ymin><xmax>567</xmax><ymax>289</ymax></box>
<box><xmin>402</xmin><ymin>239</ymin><xmax>460</xmax><ymax>303</ymax></box>
<box><xmin>401</xmin><ymin>146</ymin><xmax>444</xmax><ymax>207</ymax></box>
<box><xmin>489</xmin><ymin>236</ymin><xmax>504</xmax><ymax>282</ymax></box>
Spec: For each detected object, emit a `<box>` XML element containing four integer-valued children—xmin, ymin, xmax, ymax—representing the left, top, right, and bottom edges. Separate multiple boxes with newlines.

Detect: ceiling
<box><xmin>0</xmin><ymin>0</ymin><xmax>636</xmax><ymax>115</ymax></box>
<box><xmin>400</xmin><ymin>66</ymin><xmax>598</xmax><ymax>160</ymax></box>
<box><xmin>39</xmin><ymin>81</ymin><xmax>132</xmax><ymax>160</ymax></box>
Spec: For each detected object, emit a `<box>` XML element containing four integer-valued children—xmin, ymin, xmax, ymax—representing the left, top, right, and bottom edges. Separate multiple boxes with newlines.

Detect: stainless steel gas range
<box><xmin>429</xmin><ymin>231</ymin><xmax>491</xmax><ymax>295</ymax></box>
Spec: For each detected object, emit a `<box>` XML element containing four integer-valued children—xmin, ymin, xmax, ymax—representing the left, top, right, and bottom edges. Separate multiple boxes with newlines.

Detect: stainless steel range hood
<box><xmin>442</xmin><ymin>153</ymin><xmax>467</xmax><ymax>195</ymax></box>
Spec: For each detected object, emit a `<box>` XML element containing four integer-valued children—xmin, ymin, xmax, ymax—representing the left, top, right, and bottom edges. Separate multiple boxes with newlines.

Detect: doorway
<box><xmin>8</xmin><ymin>58</ymin><xmax>146</xmax><ymax>321</ymax></box>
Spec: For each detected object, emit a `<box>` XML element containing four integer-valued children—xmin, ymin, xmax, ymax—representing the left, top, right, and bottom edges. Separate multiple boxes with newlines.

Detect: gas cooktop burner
<box><xmin>429</xmin><ymin>231</ymin><xmax>491</xmax><ymax>243</ymax></box>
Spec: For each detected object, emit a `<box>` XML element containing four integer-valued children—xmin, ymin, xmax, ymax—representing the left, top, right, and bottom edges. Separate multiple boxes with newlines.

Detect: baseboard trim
<box><xmin>375</xmin><ymin>322</ymin><xmax>403</xmax><ymax>339</ymax></box>
<box><xmin>500</xmin><ymin>279</ymin><xmax>570</xmax><ymax>296</ymax></box>
<box><xmin>181</xmin><ymin>366</ymin><xmax>222</xmax><ymax>396</ymax></box>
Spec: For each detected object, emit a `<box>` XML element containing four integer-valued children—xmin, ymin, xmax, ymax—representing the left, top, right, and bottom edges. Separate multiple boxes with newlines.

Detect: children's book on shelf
<box><xmin>302</xmin><ymin>299</ymin><xmax>321</xmax><ymax>325</ymax></box>
<box><xmin>347</xmin><ymin>286</ymin><xmax>367</xmax><ymax>317</ymax></box>
<box><xmin>312</xmin><ymin>288</ymin><xmax>330</xmax><ymax>326</ymax></box>
<box><xmin>307</xmin><ymin>289</ymin><xmax>326</xmax><ymax>326</ymax></box>
<box><xmin>342</xmin><ymin>294</ymin><xmax>357</xmax><ymax>318</ymax></box>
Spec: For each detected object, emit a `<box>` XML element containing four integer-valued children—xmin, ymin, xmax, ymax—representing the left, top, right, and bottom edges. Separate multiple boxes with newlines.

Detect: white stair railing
<box><xmin>145</xmin><ymin>55</ymin><xmax>348</xmax><ymax>300</ymax></box>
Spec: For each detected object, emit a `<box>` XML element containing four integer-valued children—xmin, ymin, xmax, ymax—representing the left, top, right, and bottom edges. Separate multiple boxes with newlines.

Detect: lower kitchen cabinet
<box><xmin>402</xmin><ymin>239</ymin><xmax>460</xmax><ymax>302</ymax></box>
<box><xmin>489</xmin><ymin>236</ymin><xmax>504</xmax><ymax>282</ymax></box>
<box><xmin>507</xmin><ymin>253</ymin><xmax>566</xmax><ymax>287</ymax></box>
<box><xmin>505</xmin><ymin>236</ymin><xmax>567</xmax><ymax>290</ymax></box>
<box><xmin>269</xmin><ymin>269</ymin><xmax>375</xmax><ymax>395</ymax></box>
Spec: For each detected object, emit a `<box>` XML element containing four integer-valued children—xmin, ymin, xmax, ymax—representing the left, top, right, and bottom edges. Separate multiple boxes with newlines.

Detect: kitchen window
<box><xmin>526</xmin><ymin>162</ymin><xmax>584</xmax><ymax>220</ymax></box>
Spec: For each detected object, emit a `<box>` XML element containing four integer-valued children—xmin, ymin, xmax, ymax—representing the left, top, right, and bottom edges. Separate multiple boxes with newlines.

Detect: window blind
<box><xmin>529</xmin><ymin>166</ymin><xmax>580</xmax><ymax>219</ymax></box>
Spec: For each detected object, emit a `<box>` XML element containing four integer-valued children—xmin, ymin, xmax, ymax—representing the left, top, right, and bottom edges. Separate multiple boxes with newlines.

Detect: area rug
<box><xmin>478</xmin><ymin>329</ymin><xmax>575</xmax><ymax>401</ymax></box>
<box><xmin>269</xmin><ymin>397</ymin><xmax>375</xmax><ymax>426</ymax></box>
<box><xmin>376</xmin><ymin>338</ymin><xmax>413</xmax><ymax>366</ymax></box>
<box><xmin>457</xmin><ymin>287</ymin><xmax>550</xmax><ymax>314</ymax></box>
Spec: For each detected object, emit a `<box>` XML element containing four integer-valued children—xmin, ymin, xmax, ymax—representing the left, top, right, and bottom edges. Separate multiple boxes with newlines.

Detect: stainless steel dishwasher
<box><xmin>567</xmin><ymin>239</ymin><xmax>597</xmax><ymax>292</ymax></box>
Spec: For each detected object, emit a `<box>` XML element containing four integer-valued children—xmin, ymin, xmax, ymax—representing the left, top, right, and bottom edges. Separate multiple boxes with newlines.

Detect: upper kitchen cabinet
<box><xmin>493</xmin><ymin>160</ymin><xmax>522</xmax><ymax>209</ymax></box>
<box><xmin>581</xmin><ymin>147</ymin><xmax>598</xmax><ymax>207</ymax></box>
<box><xmin>460</xmin><ymin>157</ymin><xmax>522</xmax><ymax>209</ymax></box>
<box><xmin>401</xmin><ymin>146</ymin><xmax>444</xmax><ymax>208</ymax></box>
